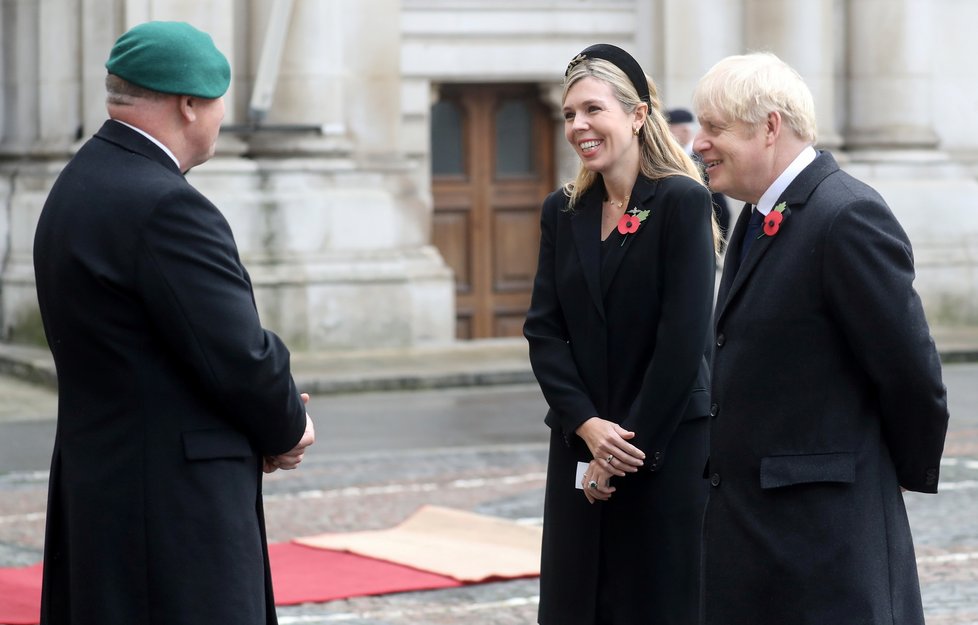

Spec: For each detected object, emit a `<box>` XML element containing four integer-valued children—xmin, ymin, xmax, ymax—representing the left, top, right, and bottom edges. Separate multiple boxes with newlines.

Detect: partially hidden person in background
<box><xmin>693</xmin><ymin>51</ymin><xmax>949</xmax><ymax>625</ymax></box>
<box><xmin>33</xmin><ymin>21</ymin><xmax>315</xmax><ymax>625</ymax></box>
<box><xmin>667</xmin><ymin>107</ymin><xmax>731</xmax><ymax>246</ymax></box>
<box><xmin>524</xmin><ymin>43</ymin><xmax>719</xmax><ymax>625</ymax></box>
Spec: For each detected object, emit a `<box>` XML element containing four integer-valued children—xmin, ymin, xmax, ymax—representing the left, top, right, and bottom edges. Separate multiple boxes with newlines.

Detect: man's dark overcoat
<box><xmin>525</xmin><ymin>175</ymin><xmax>716</xmax><ymax>625</ymax></box>
<box><xmin>703</xmin><ymin>151</ymin><xmax>949</xmax><ymax>625</ymax></box>
<box><xmin>33</xmin><ymin>120</ymin><xmax>307</xmax><ymax>625</ymax></box>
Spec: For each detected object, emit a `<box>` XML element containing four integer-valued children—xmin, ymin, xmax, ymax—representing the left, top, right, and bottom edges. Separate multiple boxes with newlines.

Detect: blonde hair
<box><xmin>692</xmin><ymin>52</ymin><xmax>817</xmax><ymax>143</ymax></box>
<box><xmin>562</xmin><ymin>58</ymin><xmax>719</xmax><ymax>251</ymax></box>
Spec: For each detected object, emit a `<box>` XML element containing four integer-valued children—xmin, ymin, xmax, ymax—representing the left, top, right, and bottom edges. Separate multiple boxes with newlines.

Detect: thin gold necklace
<box><xmin>605</xmin><ymin>194</ymin><xmax>630</xmax><ymax>209</ymax></box>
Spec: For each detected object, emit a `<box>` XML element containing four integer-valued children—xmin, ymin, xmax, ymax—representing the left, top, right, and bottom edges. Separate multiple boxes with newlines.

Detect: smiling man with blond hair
<box><xmin>693</xmin><ymin>52</ymin><xmax>948</xmax><ymax>625</ymax></box>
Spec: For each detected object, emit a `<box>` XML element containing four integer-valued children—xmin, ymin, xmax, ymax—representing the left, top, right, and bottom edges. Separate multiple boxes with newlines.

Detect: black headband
<box><xmin>565</xmin><ymin>43</ymin><xmax>651</xmax><ymax>105</ymax></box>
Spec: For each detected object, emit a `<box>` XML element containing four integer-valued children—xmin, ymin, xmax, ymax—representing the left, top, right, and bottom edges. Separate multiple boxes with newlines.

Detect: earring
<box><xmin>633</xmin><ymin>127</ymin><xmax>640</xmax><ymax>136</ymax></box>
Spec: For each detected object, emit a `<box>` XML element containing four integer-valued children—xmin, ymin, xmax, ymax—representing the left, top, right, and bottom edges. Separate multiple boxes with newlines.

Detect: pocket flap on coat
<box><xmin>682</xmin><ymin>388</ymin><xmax>710</xmax><ymax>421</ymax></box>
<box><xmin>182</xmin><ymin>428</ymin><xmax>254</xmax><ymax>460</ymax></box>
<box><xmin>759</xmin><ymin>452</ymin><xmax>855</xmax><ymax>489</ymax></box>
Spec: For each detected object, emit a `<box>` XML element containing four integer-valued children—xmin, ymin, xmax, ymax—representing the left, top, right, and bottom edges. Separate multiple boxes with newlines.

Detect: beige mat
<box><xmin>294</xmin><ymin>505</ymin><xmax>542</xmax><ymax>582</ymax></box>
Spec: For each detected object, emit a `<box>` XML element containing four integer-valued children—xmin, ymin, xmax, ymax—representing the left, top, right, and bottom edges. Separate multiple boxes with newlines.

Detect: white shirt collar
<box><xmin>756</xmin><ymin>146</ymin><xmax>817</xmax><ymax>215</ymax></box>
<box><xmin>113</xmin><ymin>119</ymin><xmax>181</xmax><ymax>170</ymax></box>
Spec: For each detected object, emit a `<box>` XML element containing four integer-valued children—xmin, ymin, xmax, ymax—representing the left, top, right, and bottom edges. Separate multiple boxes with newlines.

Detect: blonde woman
<box><xmin>524</xmin><ymin>44</ymin><xmax>718</xmax><ymax>625</ymax></box>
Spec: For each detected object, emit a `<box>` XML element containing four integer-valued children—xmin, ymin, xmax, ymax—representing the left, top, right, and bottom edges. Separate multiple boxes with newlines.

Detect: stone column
<box><xmin>241</xmin><ymin>0</ymin><xmax>400</xmax><ymax>158</ymax></box>
<box><xmin>660</xmin><ymin>0</ymin><xmax>743</xmax><ymax>110</ymax></box>
<box><xmin>37</xmin><ymin>0</ymin><xmax>82</xmax><ymax>154</ymax></box>
<box><xmin>81</xmin><ymin>0</ymin><xmax>124</xmax><ymax>138</ymax></box>
<box><xmin>540</xmin><ymin>84</ymin><xmax>577</xmax><ymax>188</ymax></box>
<box><xmin>0</xmin><ymin>3</ymin><xmax>10</xmax><ymax>326</ymax></box>
<box><xmin>0</xmin><ymin>0</ymin><xmax>40</xmax><ymax>155</ymax></box>
<box><xmin>245</xmin><ymin>0</ymin><xmax>343</xmax><ymax>144</ymax></box>
<box><xmin>846</xmin><ymin>0</ymin><xmax>937</xmax><ymax>149</ymax></box>
<box><xmin>744</xmin><ymin>0</ymin><xmax>841</xmax><ymax>149</ymax></box>
<box><xmin>190</xmin><ymin>0</ymin><xmax>453</xmax><ymax>349</ymax></box>
<box><xmin>0</xmin><ymin>2</ymin><xmax>5</xmax><ymax>324</ymax></box>
<box><xmin>842</xmin><ymin>0</ymin><xmax>978</xmax><ymax>325</ymax></box>
<box><xmin>0</xmin><ymin>3</ymin><xmax>6</xmax><ymax>147</ymax></box>
<box><xmin>1</xmin><ymin>0</ymin><xmax>86</xmax><ymax>341</ymax></box>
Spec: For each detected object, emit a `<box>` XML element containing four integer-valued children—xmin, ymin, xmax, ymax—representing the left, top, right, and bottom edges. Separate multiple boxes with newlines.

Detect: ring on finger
<box><xmin>588</xmin><ymin>480</ymin><xmax>598</xmax><ymax>490</ymax></box>
<box><xmin>606</xmin><ymin>454</ymin><xmax>614</xmax><ymax>464</ymax></box>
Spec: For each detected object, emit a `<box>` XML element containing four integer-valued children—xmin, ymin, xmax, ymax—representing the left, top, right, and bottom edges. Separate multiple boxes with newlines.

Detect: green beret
<box><xmin>105</xmin><ymin>21</ymin><xmax>230</xmax><ymax>99</ymax></box>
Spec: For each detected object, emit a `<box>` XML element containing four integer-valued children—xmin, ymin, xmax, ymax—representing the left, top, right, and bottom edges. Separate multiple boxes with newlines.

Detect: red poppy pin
<box><xmin>758</xmin><ymin>202</ymin><xmax>788</xmax><ymax>239</ymax></box>
<box><xmin>616</xmin><ymin>207</ymin><xmax>651</xmax><ymax>245</ymax></box>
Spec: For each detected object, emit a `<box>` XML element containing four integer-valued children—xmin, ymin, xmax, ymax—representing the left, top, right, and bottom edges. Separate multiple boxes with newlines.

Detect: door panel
<box><xmin>431</xmin><ymin>84</ymin><xmax>554</xmax><ymax>339</ymax></box>
<box><xmin>492</xmin><ymin>206</ymin><xmax>538</xmax><ymax>292</ymax></box>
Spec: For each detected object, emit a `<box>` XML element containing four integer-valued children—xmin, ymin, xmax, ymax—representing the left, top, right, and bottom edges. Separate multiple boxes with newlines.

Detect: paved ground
<box><xmin>0</xmin><ymin>358</ymin><xmax>976</xmax><ymax>624</ymax></box>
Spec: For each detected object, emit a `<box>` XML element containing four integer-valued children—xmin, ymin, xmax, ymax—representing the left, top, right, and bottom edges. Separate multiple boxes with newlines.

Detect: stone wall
<box><xmin>2</xmin><ymin>0</ymin><xmax>977</xmax><ymax>350</ymax></box>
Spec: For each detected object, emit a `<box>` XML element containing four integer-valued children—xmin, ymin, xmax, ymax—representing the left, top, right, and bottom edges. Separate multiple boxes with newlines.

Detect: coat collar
<box><xmin>95</xmin><ymin>119</ymin><xmax>183</xmax><ymax>176</ymax></box>
<box><xmin>715</xmin><ymin>151</ymin><xmax>840</xmax><ymax>323</ymax></box>
<box><xmin>570</xmin><ymin>175</ymin><xmax>659</xmax><ymax>320</ymax></box>
<box><xmin>776</xmin><ymin>150</ymin><xmax>838</xmax><ymax>207</ymax></box>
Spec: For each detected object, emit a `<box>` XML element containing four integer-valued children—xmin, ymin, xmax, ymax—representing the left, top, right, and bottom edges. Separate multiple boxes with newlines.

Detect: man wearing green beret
<box><xmin>33</xmin><ymin>21</ymin><xmax>315</xmax><ymax>624</ymax></box>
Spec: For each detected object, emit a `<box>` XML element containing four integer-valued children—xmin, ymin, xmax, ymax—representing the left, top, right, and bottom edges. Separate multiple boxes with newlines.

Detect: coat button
<box><xmin>710</xmin><ymin>472</ymin><xmax>721</xmax><ymax>487</ymax></box>
<box><xmin>716</xmin><ymin>333</ymin><xmax>726</xmax><ymax>347</ymax></box>
<box><xmin>709</xmin><ymin>403</ymin><xmax>719</xmax><ymax>417</ymax></box>
<box><xmin>648</xmin><ymin>451</ymin><xmax>663</xmax><ymax>470</ymax></box>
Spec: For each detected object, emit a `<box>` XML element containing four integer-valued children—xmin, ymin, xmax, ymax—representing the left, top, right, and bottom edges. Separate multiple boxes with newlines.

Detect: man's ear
<box><xmin>178</xmin><ymin>96</ymin><xmax>197</xmax><ymax>123</ymax></box>
<box><xmin>765</xmin><ymin>111</ymin><xmax>782</xmax><ymax>146</ymax></box>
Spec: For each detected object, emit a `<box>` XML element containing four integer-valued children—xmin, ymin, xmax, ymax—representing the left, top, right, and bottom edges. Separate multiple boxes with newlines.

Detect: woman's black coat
<box><xmin>524</xmin><ymin>174</ymin><xmax>716</xmax><ymax>625</ymax></box>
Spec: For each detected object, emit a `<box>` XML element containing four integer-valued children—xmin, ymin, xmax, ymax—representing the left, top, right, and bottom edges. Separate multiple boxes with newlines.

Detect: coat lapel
<box><xmin>600</xmin><ymin>176</ymin><xmax>658</xmax><ymax>298</ymax></box>
<box><xmin>715</xmin><ymin>202</ymin><xmax>753</xmax><ymax>317</ymax></box>
<box><xmin>720</xmin><ymin>211</ymin><xmax>777</xmax><ymax>311</ymax></box>
<box><xmin>570</xmin><ymin>185</ymin><xmax>606</xmax><ymax>321</ymax></box>
<box><xmin>715</xmin><ymin>151</ymin><xmax>841</xmax><ymax>324</ymax></box>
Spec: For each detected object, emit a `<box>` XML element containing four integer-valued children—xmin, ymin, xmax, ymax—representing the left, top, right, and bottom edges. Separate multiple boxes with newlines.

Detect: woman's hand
<box><xmin>576</xmin><ymin>417</ymin><xmax>645</xmax><ymax>474</ymax></box>
<box><xmin>581</xmin><ymin>459</ymin><xmax>615</xmax><ymax>503</ymax></box>
<box><xmin>576</xmin><ymin>417</ymin><xmax>646</xmax><ymax>503</ymax></box>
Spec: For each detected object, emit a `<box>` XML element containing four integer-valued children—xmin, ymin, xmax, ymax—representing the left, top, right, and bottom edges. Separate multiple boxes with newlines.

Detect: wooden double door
<box><xmin>431</xmin><ymin>84</ymin><xmax>555</xmax><ymax>339</ymax></box>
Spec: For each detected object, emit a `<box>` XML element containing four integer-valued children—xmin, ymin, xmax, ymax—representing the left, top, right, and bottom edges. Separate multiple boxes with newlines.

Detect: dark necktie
<box><xmin>739</xmin><ymin>206</ymin><xmax>763</xmax><ymax>268</ymax></box>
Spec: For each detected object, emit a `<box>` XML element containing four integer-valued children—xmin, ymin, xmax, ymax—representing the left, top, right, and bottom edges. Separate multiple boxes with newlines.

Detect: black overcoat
<box><xmin>702</xmin><ymin>151</ymin><xmax>949</xmax><ymax>625</ymax></box>
<box><xmin>33</xmin><ymin>120</ymin><xmax>307</xmax><ymax>625</ymax></box>
<box><xmin>524</xmin><ymin>174</ymin><xmax>716</xmax><ymax>625</ymax></box>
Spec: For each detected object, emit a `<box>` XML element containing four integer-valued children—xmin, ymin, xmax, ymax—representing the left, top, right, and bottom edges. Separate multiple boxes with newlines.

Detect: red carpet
<box><xmin>0</xmin><ymin>545</ymin><xmax>462</xmax><ymax>624</ymax></box>
<box><xmin>0</xmin><ymin>562</ymin><xmax>42</xmax><ymax>625</ymax></box>
<box><xmin>1</xmin><ymin>507</ymin><xmax>539</xmax><ymax>623</ymax></box>
<box><xmin>269</xmin><ymin>542</ymin><xmax>461</xmax><ymax>605</ymax></box>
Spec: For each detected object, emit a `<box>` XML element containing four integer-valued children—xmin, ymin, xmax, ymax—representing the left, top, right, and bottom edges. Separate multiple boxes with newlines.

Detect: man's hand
<box><xmin>263</xmin><ymin>393</ymin><xmax>315</xmax><ymax>473</ymax></box>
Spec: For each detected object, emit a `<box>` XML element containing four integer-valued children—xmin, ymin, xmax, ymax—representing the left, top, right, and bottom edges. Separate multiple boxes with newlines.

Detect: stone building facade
<box><xmin>2</xmin><ymin>0</ymin><xmax>976</xmax><ymax>351</ymax></box>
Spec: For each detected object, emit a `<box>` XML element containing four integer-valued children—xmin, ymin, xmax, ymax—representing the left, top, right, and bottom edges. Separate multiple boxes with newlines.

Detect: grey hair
<box><xmin>105</xmin><ymin>74</ymin><xmax>168</xmax><ymax>106</ymax></box>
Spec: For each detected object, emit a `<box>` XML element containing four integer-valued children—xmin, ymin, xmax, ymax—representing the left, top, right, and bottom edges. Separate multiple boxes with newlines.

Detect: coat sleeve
<box><xmin>134</xmin><ymin>186</ymin><xmax>307</xmax><ymax>456</ymax></box>
<box><xmin>524</xmin><ymin>193</ymin><xmax>600</xmax><ymax>439</ymax></box>
<box><xmin>620</xmin><ymin>183</ymin><xmax>716</xmax><ymax>469</ymax></box>
<box><xmin>823</xmin><ymin>198</ymin><xmax>948</xmax><ymax>493</ymax></box>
